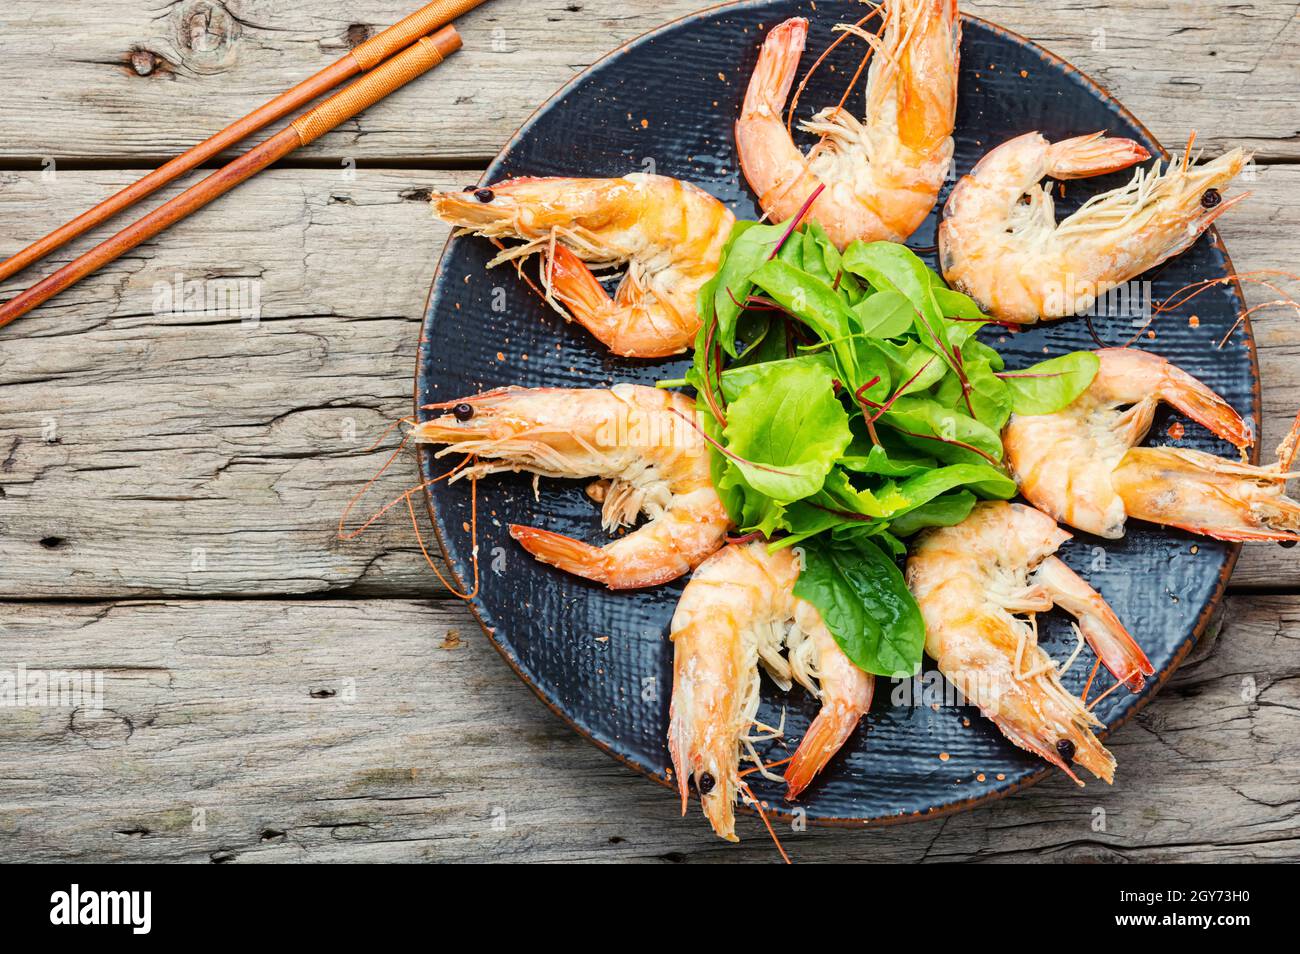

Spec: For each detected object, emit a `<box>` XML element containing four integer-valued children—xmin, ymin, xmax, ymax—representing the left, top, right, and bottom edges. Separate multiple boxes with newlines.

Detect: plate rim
<box><xmin>411</xmin><ymin>0</ymin><xmax>1260</xmax><ymax>828</ymax></box>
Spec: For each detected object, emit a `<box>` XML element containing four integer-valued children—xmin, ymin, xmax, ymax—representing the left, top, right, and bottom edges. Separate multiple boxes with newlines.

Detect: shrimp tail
<box><xmin>784</xmin><ymin>694</ymin><xmax>871</xmax><ymax>800</ymax></box>
<box><xmin>510</xmin><ymin>524</ymin><xmax>692</xmax><ymax>589</ymax></box>
<box><xmin>740</xmin><ymin>17</ymin><xmax>807</xmax><ymax>122</ymax></box>
<box><xmin>1044</xmin><ymin>132</ymin><xmax>1151</xmax><ymax>180</ymax></box>
<box><xmin>1033</xmin><ymin>556</ymin><xmax>1153</xmax><ymax>692</ymax></box>
<box><xmin>542</xmin><ymin>244</ymin><xmax>687</xmax><ymax>358</ymax></box>
<box><xmin>1154</xmin><ymin>352</ymin><xmax>1254</xmax><ymax>450</ymax></box>
<box><xmin>509</xmin><ymin>524</ymin><xmax>613</xmax><ymax>585</ymax></box>
<box><xmin>736</xmin><ymin>17</ymin><xmax>812</xmax><ymax>216</ymax></box>
<box><xmin>543</xmin><ymin>244</ymin><xmax>606</xmax><ymax>319</ymax></box>
<box><xmin>1091</xmin><ymin>348</ymin><xmax>1255</xmax><ymax>450</ymax></box>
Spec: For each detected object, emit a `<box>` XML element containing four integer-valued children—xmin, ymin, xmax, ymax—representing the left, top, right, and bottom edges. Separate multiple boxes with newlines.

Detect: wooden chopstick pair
<box><xmin>0</xmin><ymin>0</ymin><xmax>485</xmax><ymax>331</ymax></box>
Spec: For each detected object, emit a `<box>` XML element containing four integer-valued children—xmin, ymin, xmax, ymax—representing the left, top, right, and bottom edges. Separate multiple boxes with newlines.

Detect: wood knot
<box><xmin>174</xmin><ymin>0</ymin><xmax>240</xmax><ymax>72</ymax></box>
<box><xmin>129</xmin><ymin>49</ymin><xmax>162</xmax><ymax>76</ymax></box>
<box><xmin>345</xmin><ymin>24</ymin><xmax>373</xmax><ymax>49</ymax></box>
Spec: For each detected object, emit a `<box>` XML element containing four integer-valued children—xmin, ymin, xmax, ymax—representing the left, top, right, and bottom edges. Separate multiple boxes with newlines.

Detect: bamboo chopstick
<box><xmin>0</xmin><ymin>0</ymin><xmax>486</xmax><ymax>285</ymax></box>
<box><xmin>0</xmin><ymin>27</ymin><xmax>462</xmax><ymax>331</ymax></box>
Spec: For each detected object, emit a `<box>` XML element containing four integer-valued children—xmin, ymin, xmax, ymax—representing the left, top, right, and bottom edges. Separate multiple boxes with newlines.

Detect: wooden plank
<box><xmin>0</xmin><ymin>0</ymin><xmax>1294</xmax><ymax>164</ymax></box>
<box><xmin>0</xmin><ymin>167</ymin><xmax>467</xmax><ymax>598</ymax></box>
<box><xmin>2</xmin><ymin>164</ymin><xmax>1298</xmax><ymax>597</ymax></box>
<box><xmin>0</xmin><ymin>594</ymin><xmax>1295</xmax><ymax>862</ymax></box>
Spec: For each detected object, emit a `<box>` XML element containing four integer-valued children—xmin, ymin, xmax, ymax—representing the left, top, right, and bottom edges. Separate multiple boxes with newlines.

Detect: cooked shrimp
<box><xmin>735</xmin><ymin>0</ymin><xmax>960</xmax><ymax>249</ymax></box>
<box><xmin>669</xmin><ymin>542</ymin><xmax>873</xmax><ymax>840</ymax></box>
<box><xmin>939</xmin><ymin>132</ymin><xmax>1249</xmax><ymax>323</ymax></box>
<box><xmin>412</xmin><ymin>385</ymin><xmax>730</xmax><ymax>588</ymax></box>
<box><xmin>907</xmin><ymin>502</ymin><xmax>1152</xmax><ymax>784</ymax></box>
<box><xmin>428</xmin><ymin>175</ymin><xmax>734</xmax><ymax>357</ymax></box>
<box><xmin>1005</xmin><ymin>348</ymin><xmax>1300</xmax><ymax>542</ymax></box>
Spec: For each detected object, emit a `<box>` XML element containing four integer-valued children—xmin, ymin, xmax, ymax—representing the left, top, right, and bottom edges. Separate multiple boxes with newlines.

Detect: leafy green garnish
<box><xmin>722</xmin><ymin>360</ymin><xmax>852</xmax><ymax>502</ymax></box>
<box><xmin>667</xmin><ymin>219</ymin><xmax>1099</xmax><ymax>677</ymax></box>
<box><xmin>1000</xmin><ymin>351</ymin><xmax>1101</xmax><ymax>415</ymax></box>
<box><xmin>793</xmin><ymin>536</ymin><xmax>926</xmax><ymax>677</ymax></box>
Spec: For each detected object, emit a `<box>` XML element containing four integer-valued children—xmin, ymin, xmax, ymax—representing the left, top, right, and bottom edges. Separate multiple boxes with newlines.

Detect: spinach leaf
<box><xmin>719</xmin><ymin>353</ymin><xmax>835</xmax><ymax>404</ymax></box>
<box><xmin>882</xmin><ymin>396</ymin><xmax>1005</xmax><ymax>467</ymax></box>
<box><xmin>875</xmin><ymin>339</ymin><xmax>945</xmax><ymax>396</ymax></box>
<box><xmin>888</xmin><ymin>491</ymin><xmax>978</xmax><ymax>537</ymax></box>
<box><xmin>896</xmin><ymin>462</ymin><xmax>1017</xmax><ymax>507</ymax></box>
<box><xmin>722</xmin><ymin>360</ymin><xmax>853</xmax><ymax>502</ymax></box>
<box><xmin>840</xmin><ymin>443</ymin><xmax>936</xmax><ymax>478</ymax></box>
<box><xmin>1001</xmin><ymin>351</ymin><xmax>1101</xmax><ymax>415</ymax></box>
<box><xmin>749</xmin><ymin>260</ymin><xmax>856</xmax><ymax>343</ymax></box>
<box><xmin>818</xmin><ymin>467</ymin><xmax>909</xmax><ymax>519</ymax></box>
<box><xmin>852</xmin><ymin>290</ymin><xmax>916</xmax><ymax>339</ymax></box>
<box><xmin>842</xmin><ymin>241</ymin><xmax>934</xmax><ymax>308</ymax></box>
<box><xmin>697</xmin><ymin>392</ymin><xmax>745</xmax><ymax>526</ymax></box>
<box><xmin>708</xmin><ymin>220</ymin><xmax>779</xmax><ymax>356</ymax></box>
<box><xmin>794</xmin><ymin>536</ymin><xmax>926</xmax><ymax>677</ymax></box>
<box><xmin>933</xmin><ymin>352</ymin><xmax>1012</xmax><ymax>432</ymax></box>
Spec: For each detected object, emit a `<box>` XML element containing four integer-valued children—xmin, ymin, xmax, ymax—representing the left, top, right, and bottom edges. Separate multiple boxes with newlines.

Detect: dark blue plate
<box><xmin>416</xmin><ymin>0</ymin><xmax>1256</xmax><ymax>826</ymax></box>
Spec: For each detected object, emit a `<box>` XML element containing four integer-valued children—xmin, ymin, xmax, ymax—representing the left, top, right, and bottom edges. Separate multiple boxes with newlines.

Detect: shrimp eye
<box><xmin>1279</xmin><ymin>538</ymin><xmax>1298</xmax><ymax>549</ymax></box>
<box><xmin>452</xmin><ymin>403</ymin><xmax>475</xmax><ymax>422</ymax></box>
<box><xmin>1055</xmin><ymin>738</ymin><xmax>1077</xmax><ymax>762</ymax></box>
<box><xmin>462</xmin><ymin>186</ymin><xmax>476</xmax><ymax>192</ymax></box>
<box><xmin>697</xmin><ymin>772</ymin><xmax>716</xmax><ymax>795</ymax></box>
<box><xmin>475</xmin><ymin>188</ymin><xmax>496</xmax><ymax>204</ymax></box>
<box><xmin>1200</xmin><ymin>188</ymin><xmax>1222</xmax><ymax>209</ymax></box>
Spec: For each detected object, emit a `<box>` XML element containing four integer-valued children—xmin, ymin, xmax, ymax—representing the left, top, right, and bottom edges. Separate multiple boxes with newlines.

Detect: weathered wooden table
<box><xmin>1</xmin><ymin>0</ymin><xmax>1296</xmax><ymax>863</ymax></box>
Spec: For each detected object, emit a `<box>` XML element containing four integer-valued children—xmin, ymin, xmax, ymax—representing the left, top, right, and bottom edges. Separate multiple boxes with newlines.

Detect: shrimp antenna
<box><xmin>1085</xmin><ymin>674</ymin><xmax>1125</xmax><ymax>712</ymax></box>
<box><xmin>785</xmin><ymin>5</ymin><xmax>883</xmax><ymax>136</ymax></box>
<box><xmin>737</xmin><ymin>779</ymin><xmax>793</xmax><ymax>864</ymax></box>
<box><xmin>337</xmin><ymin>416</ymin><xmax>422</xmax><ymax>540</ymax></box>
<box><xmin>1120</xmin><ymin>269</ymin><xmax>1300</xmax><ymax>348</ymax></box>
<box><xmin>337</xmin><ymin>417</ymin><xmax>464</xmax><ymax>541</ymax></box>
<box><xmin>1080</xmin><ymin>657</ymin><xmax>1103</xmax><ymax>707</ymax></box>
<box><xmin>406</xmin><ymin>464</ymin><xmax>481</xmax><ymax>600</ymax></box>
<box><xmin>337</xmin><ymin>420</ymin><xmax>482</xmax><ymax>600</ymax></box>
<box><xmin>738</xmin><ymin>754</ymin><xmax>795</xmax><ymax>778</ymax></box>
<box><xmin>486</xmin><ymin>236</ymin><xmax>551</xmax><ymax>308</ymax></box>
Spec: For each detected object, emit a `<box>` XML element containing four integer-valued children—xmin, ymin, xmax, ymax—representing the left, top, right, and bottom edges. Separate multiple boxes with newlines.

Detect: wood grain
<box><xmin>0</xmin><ymin>1</ymin><xmax>1293</xmax><ymax>165</ymax></box>
<box><xmin>0</xmin><ymin>594</ymin><xmax>1293</xmax><ymax>863</ymax></box>
<box><xmin>2</xmin><ymin>165</ymin><xmax>1297</xmax><ymax>597</ymax></box>
<box><xmin>1</xmin><ymin>0</ymin><xmax>1298</xmax><ymax>864</ymax></box>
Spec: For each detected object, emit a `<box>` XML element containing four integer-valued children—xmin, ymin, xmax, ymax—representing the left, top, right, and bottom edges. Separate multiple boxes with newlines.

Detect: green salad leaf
<box><xmin>722</xmin><ymin>359</ymin><xmax>852</xmax><ymax>502</ymax></box>
<box><xmin>793</xmin><ymin>536</ymin><xmax>926</xmax><ymax>677</ymax></box>
<box><xmin>668</xmin><ymin>219</ymin><xmax>1100</xmax><ymax>679</ymax></box>
<box><xmin>1000</xmin><ymin>351</ymin><xmax>1101</xmax><ymax>415</ymax></box>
